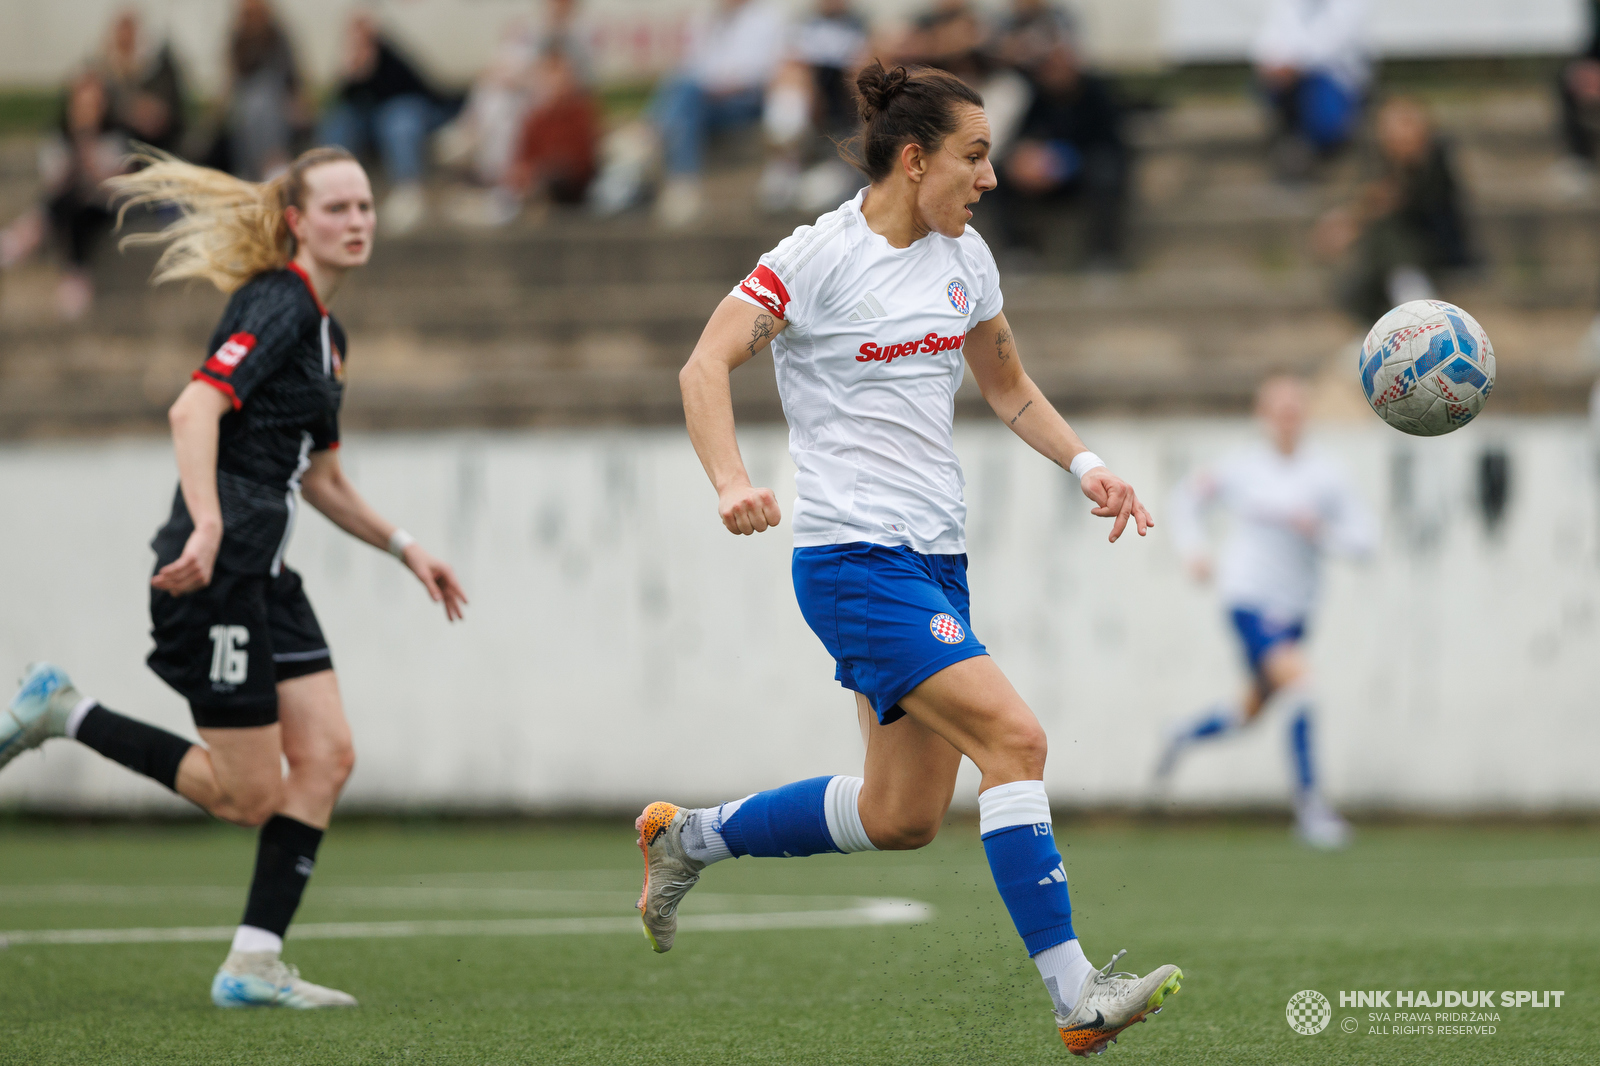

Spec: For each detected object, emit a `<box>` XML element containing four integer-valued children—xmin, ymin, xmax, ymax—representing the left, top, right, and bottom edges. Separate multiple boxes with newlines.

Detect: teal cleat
<box><xmin>1</xmin><ymin>663</ymin><xmax>81</xmax><ymax>772</ymax></box>
<box><xmin>211</xmin><ymin>951</ymin><xmax>358</xmax><ymax>1009</ymax></box>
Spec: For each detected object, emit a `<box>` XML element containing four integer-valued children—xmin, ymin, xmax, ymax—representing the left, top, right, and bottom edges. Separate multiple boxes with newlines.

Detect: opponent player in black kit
<box><xmin>0</xmin><ymin>146</ymin><xmax>467</xmax><ymax>1008</ymax></box>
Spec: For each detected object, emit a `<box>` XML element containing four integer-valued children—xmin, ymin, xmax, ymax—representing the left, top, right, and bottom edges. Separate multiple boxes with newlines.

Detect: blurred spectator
<box><xmin>1313</xmin><ymin>98</ymin><xmax>1472</xmax><ymax>324</ymax></box>
<box><xmin>992</xmin><ymin>40</ymin><xmax>1128</xmax><ymax>269</ymax></box>
<box><xmin>98</xmin><ymin>9</ymin><xmax>185</xmax><ymax>154</ymax></box>
<box><xmin>1555</xmin><ymin>0</ymin><xmax>1600</xmax><ymax>195</ymax></box>
<box><xmin>1252</xmin><ymin>0</ymin><xmax>1369</xmax><ymax>180</ymax></box>
<box><xmin>893</xmin><ymin>0</ymin><xmax>990</xmax><ymax>84</ymax></box>
<box><xmin>318</xmin><ymin>12</ymin><xmax>456</xmax><ymax>235</ymax></box>
<box><xmin>891</xmin><ymin>0</ymin><xmax>1030</xmax><ymax>160</ymax></box>
<box><xmin>993</xmin><ymin>0</ymin><xmax>1077</xmax><ymax>73</ymax></box>
<box><xmin>443</xmin><ymin>0</ymin><xmax>595</xmax><ymax>191</ymax></box>
<box><xmin>456</xmin><ymin>46</ymin><xmax>600</xmax><ymax>226</ymax></box>
<box><xmin>224</xmin><ymin>0</ymin><xmax>304</xmax><ymax>181</ymax></box>
<box><xmin>0</xmin><ymin>72</ymin><xmax>129</xmax><ymax>319</ymax></box>
<box><xmin>640</xmin><ymin>0</ymin><xmax>788</xmax><ymax>228</ymax></box>
<box><xmin>760</xmin><ymin>0</ymin><xmax>868</xmax><ymax>213</ymax></box>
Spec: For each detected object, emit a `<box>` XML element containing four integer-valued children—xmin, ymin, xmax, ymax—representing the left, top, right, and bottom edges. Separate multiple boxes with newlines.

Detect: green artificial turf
<box><xmin>0</xmin><ymin>818</ymin><xmax>1594</xmax><ymax>1065</ymax></box>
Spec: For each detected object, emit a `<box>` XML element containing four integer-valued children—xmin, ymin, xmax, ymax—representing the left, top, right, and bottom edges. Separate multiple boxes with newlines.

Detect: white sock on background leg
<box><xmin>680</xmin><ymin>795</ymin><xmax>753</xmax><ymax>866</ymax></box>
<box><xmin>1034</xmin><ymin>937</ymin><xmax>1096</xmax><ymax>1015</ymax></box>
<box><xmin>230</xmin><ymin>924</ymin><xmax>283</xmax><ymax>955</ymax></box>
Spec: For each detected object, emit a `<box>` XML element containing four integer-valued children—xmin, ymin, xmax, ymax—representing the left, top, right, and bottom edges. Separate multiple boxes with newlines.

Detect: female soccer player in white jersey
<box><xmin>0</xmin><ymin>146</ymin><xmax>467</xmax><ymax>1007</ymax></box>
<box><xmin>634</xmin><ymin>63</ymin><xmax>1182</xmax><ymax>1056</ymax></box>
<box><xmin>1159</xmin><ymin>376</ymin><xmax>1377</xmax><ymax>849</ymax></box>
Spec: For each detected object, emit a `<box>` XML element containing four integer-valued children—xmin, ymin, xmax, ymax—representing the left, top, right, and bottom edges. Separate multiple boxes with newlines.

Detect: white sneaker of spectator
<box><xmin>656</xmin><ymin>177</ymin><xmax>704</xmax><ymax>230</ymax></box>
<box><xmin>382</xmin><ymin>184</ymin><xmax>427</xmax><ymax>237</ymax></box>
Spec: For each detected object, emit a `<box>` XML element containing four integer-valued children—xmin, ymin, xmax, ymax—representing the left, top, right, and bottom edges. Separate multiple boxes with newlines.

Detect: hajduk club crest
<box><xmin>946</xmin><ymin>279</ymin><xmax>971</xmax><ymax>315</ymax></box>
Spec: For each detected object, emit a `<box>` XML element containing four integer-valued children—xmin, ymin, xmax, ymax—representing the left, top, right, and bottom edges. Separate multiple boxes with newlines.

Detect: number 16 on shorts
<box><xmin>208</xmin><ymin>625</ymin><xmax>250</xmax><ymax>685</ymax></box>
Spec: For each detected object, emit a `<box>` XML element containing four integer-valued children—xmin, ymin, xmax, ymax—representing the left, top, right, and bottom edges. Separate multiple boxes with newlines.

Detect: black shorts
<box><xmin>147</xmin><ymin>564</ymin><xmax>333</xmax><ymax>728</ymax></box>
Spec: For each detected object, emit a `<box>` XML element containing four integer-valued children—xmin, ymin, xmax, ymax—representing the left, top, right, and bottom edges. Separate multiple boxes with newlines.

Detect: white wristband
<box><xmin>1069</xmin><ymin>451</ymin><xmax>1107</xmax><ymax>480</ymax></box>
<box><xmin>387</xmin><ymin>528</ymin><xmax>416</xmax><ymax>560</ymax></box>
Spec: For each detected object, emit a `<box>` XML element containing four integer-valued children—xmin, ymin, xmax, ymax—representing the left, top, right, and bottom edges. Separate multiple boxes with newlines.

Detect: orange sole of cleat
<box><xmin>1060</xmin><ymin>970</ymin><xmax>1182</xmax><ymax>1056</ymax></box>
<box><xmin>635</xmin><ymin>802</ymin><xmax>679</xmax><ymax>952</ymax></box>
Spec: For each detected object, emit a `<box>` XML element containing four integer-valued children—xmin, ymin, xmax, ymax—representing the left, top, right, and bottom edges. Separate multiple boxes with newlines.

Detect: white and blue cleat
<box><xmin>1</xmin><ymin>663</ymin><xmax>80</xmax><ymax>772</ymax></box>
<box><xmin>211</xmin><ymin>951</ymin><xmax>358</xmax><ymax>1008</ymax></box>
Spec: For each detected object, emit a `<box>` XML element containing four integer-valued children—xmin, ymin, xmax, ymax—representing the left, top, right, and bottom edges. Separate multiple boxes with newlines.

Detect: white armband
<box><xmin>387</xmin><ymin>528</ymin><xmax>416</xmax><ymax>560</ymax></box>
<box><xmin>1068</xmin><ymin>451</ymin><xmax>1107</xmax><ymax>480</ymax></box>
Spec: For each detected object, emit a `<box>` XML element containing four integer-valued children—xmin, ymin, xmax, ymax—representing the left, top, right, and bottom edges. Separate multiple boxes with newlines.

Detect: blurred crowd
<box><xmin>2</xmin><ymin>0</ymin><xmax>1595</xmax><ymax>330</ymax></box>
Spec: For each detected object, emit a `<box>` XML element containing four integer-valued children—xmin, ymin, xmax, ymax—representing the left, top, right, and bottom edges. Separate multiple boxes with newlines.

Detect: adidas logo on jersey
<box><xmin>847</xmin><ymin>292</ymin><xmax>887</xmax><ymax>321</ymax></box>
<box><xmin>857</xmin><ymin>330</ymin><xmax>967</xmax><ymax>364</ymax></box>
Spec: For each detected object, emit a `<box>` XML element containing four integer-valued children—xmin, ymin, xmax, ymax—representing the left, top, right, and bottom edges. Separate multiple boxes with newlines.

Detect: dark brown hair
<box><xmin>843</xmin><ymin>61</ymin><xmax>985</xmax><ymax>182</ymax></box>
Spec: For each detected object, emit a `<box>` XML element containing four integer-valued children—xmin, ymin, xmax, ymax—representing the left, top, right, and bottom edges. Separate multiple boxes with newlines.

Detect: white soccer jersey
<box><xmin>731</xmin><ymin>188</ymin><xmax>1004</xmax><ymax>554</ymax></box>
<box><xmin>1168</xmin><ymin>443</ymin><xmax>1377</xmax><ymax>619</ymax></box>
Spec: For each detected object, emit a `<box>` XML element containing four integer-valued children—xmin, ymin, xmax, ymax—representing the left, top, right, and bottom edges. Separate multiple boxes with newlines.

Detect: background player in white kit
<box><xmin>1159</xmin><ymin>376</ymin><xmax>1377</xmax><ymax>848</ymax></box>
<box><xmin>635</xmin><ymin>62</ymin><xmax>1182</xmax><ymax>1056</ymax></box>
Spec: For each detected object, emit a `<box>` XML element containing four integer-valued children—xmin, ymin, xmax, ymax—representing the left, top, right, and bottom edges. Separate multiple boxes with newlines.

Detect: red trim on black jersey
<box><xmin>285</xmin><ymin>260</ymin><xmax>328</xmax><ymax>316</ymax></box>
<box><xmin>192</xmin><ymin>369</ymin><xmax>242</xmax><ymax>409</ymax></box>
<box><xmin>203</xmin><ymin>332</ymin><xmax>256</xmax><ymax>377</ymax></box>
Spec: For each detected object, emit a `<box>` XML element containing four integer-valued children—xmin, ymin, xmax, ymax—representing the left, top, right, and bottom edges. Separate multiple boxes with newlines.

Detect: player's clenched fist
<box><xmin>718</xmin><ymin>483</ymin><xmax>782</xmax><ymax>535</ymax></box>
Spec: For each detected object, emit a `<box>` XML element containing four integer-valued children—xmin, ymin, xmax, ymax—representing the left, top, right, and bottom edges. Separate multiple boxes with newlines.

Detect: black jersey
<box><xmin>152</xmin><ymin>263</ymin><xmax>346</xmax><ymax>575</ymax></box>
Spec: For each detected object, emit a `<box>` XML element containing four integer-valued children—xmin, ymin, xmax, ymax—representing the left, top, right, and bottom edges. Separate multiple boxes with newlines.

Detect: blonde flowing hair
<box><xmin>107</xmin><ymin>145</ymin><xmax>359</xmax><ymax>293</ymax></box>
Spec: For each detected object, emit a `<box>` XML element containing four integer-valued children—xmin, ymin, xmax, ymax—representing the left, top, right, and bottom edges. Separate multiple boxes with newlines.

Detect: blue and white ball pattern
<box><xmin>1358</xmin><ymin>300</ymin><xmax>1495</xmax><ymax>436</ymax></box>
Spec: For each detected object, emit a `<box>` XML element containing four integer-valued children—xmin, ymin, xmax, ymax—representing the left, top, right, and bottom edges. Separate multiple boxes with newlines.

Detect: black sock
<box><xmin>240</xmin><ymin>814</ymin><xmax>324</xmax><ymax>940</ymax></box>
<box><xmin>73</xmin><ymin>704</ymin><xmax>193</xmax><ymax>792</ymax></box>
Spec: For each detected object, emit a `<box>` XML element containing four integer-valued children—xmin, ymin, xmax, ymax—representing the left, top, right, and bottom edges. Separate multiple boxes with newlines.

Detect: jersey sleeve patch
<box><xmin>203</xmin><ymin>332</ymin><xmax>257</xmax><ymax>378</ymax></box>
<box><xmin>738</xmin><ymin>264</ymin><xmax>792</xmax><ymax>320</ymax></box>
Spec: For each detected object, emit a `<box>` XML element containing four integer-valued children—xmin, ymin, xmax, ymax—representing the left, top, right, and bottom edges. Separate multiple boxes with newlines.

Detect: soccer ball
<box><xmin>1358</xmin><ymin>300</ymin><xmax>1496</xmax><ymax>436</ymax></box>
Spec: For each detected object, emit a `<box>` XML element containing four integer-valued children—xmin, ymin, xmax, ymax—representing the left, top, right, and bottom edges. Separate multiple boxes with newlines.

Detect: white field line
<box><xmin>0</xmin><ymin>898</ymin><xmax>934</xmax><ymax>947</ymax></box>
<box><xmin>0</xmin><ymin>885</ymin><xmax>865</xmax><ymax>911</ymax></box>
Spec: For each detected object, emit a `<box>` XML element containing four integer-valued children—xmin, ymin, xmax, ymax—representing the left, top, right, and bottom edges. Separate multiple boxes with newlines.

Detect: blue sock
<box><xmin>1289</xmin><ymin>705</ymin><xmax>1315</xmax><ymax>796</ymax></box>
<box><xmin>718</xmin><ymin>775</ymin><xmax>839</xmax><ymax>858</ymax></box>
<box><xmin>978</xmin><ymin>781</ymin><xmax>1074</xmax><ymax>955</ymax></box>
<box><xmin>1182</xmin><ymin>704</ymin><xmax>1238</xmax><ymax>742</ymax></box>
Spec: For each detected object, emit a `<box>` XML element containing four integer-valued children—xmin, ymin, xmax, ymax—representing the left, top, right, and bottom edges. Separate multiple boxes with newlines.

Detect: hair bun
<box><xmin>855</xmin><ymin>61</ymin><xmax>911</xmax><ymax>122</ymax></box>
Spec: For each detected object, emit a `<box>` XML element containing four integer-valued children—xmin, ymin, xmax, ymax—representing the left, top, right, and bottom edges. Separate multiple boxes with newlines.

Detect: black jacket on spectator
<box><xmin>1016</xmin><ymin>72</ymin><xmax>1124</xmax><ymax>159</ymax></box>
<box><xmin>338</xmin><ymin>39</ymin><xmax>436</xmax><ymax>108</ymax></box>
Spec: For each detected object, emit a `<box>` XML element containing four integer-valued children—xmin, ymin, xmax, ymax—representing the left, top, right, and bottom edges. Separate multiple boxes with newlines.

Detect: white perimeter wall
<box><xmin>2</xmin><ymin>419</ymin><xmax>1597</xmax><ymax>816</ymax></box>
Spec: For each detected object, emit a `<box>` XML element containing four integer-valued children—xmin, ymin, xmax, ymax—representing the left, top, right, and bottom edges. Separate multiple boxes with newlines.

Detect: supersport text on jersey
<box><xmin>730</xmin><ymin>187</ymin><xmax>1003</xmax><ymax>555</ymax></box>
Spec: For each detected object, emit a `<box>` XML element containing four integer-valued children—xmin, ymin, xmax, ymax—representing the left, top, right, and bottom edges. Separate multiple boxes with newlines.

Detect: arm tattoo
<box><xmin>995</xmin><ymin>328</ymin><xmax>1012</xmax><ymax>363</ymax></box>
<box><xmin>746</xmin><ymin>314</ymin><xmax>776</xmax><ymax>356</ymax></box>
<box><xmin>1009</xmin><ymin>399</ymin><xmax>1033</xmax><ymax>425</ymax></box>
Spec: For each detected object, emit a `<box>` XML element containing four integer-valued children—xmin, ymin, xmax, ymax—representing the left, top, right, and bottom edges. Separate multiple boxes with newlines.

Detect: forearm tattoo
<box><xmin>1010</xmin><ymin>399</ymin><xmax>1033</xmax><ymax>425</ymax></box>
<box><xmin>747</xmin><ymin>314</ymin><xmax>776</xmax><ymax>356</ymax></box>
<box><xmin>995</xmin><ymin>327</ymin><xmax>1012</xmax><ymax>363</ymax></box>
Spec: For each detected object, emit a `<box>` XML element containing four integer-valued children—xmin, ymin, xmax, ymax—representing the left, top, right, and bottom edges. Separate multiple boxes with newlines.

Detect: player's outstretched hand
<box><xmin>719</xmin><ymin>482</ymin><xmax>781</xmax><ymax>536</ymax></box>
<box><xmin>151</xmin><ymin>525</ymin><xmax>221</xmax><ymax>596</ymax></box>
<box><xmin>1081</xmin><ymin>467</ymin><xmax>1154</xmax><ymax>543</ymax></box>
<box><xmin>402</xmin><ymin>544</ymin><xmax>468</xmax><ymax>621</ymax></box>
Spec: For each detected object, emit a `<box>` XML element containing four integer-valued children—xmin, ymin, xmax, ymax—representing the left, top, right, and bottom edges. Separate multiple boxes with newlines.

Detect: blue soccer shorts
<box><xmin>1229</xmin><ymin>606</ymin><xmax>1307</xmax><ymax>678</ymax></box>
<box><xmin>792</xmin><ymin>542</ymin><xmax>989</xmax><ymax>725</ymax></box>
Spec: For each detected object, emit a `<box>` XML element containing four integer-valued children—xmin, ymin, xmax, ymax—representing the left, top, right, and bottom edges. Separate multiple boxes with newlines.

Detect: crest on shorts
<box><xmin>930</xmin><ymin>613</ymin><xmax>966</xmax><ymax>644</ymax></box>
<box><xmin>946</xmin><ymin>278</ymin><xmax>971</xmax><ymax>316</ymax></box>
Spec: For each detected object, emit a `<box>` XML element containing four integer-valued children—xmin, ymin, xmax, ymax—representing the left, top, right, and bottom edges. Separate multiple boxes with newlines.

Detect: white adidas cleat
<box><xmin>1054</xmin><ymin>949</ymin><xmax>1183</xmax><ymax>1056</ymax></box>
<box><xmin>1</xmin><ymin>663</ymin><xmax>80</xmax><ymax>772</ymax></box>
<box><xmin>635</xmin><ymin>801</ymin><xmax>706</xmax><ymax>953</ymax></box>
<box><xmin>211</xmin><ymin>950</ymin><xmax>358</xmax><ymax>1009</ymax></box>
<box><xmin>1295</xmin><ymin>798</ymin><xmax>1352</xmax><ymax>851</ymax></box>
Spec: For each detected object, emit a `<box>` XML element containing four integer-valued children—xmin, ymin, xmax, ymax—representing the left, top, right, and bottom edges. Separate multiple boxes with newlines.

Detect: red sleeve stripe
<box><xmin>191</xmin><ymin>370</ymin><xmax>241</xmax><ymax>410</ymax></box>
<box><xmin>738</xmin><ymin>264</ymin><xmax>791</xmax><ymax>320</ymax></box>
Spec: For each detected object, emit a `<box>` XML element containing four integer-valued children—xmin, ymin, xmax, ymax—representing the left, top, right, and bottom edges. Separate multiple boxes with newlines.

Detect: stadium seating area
<box><xmin>0</xmin><ymin>81</ymin><xmax>1596</xmax><ymax>438</ymax></box>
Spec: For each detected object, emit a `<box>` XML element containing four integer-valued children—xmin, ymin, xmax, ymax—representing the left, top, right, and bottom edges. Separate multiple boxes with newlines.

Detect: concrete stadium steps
<box><xmin>2</xmin><ymin>89</ymin><xmax>1598</xmax><ymax>436</ymax></box>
